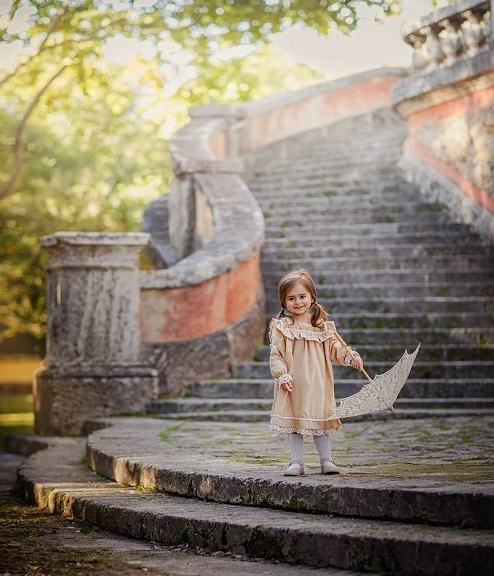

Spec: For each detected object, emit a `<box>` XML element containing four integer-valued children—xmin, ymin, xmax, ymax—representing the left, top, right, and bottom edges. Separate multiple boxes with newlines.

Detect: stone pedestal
<box><xmin>35</xmin><ymin>232</ymin><xmax>158</xmax><ymax>435</ymax></box>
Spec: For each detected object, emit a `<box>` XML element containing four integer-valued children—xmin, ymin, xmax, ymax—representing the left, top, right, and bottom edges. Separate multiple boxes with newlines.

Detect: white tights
<box><xmin>289</xmin><ymin>433</ymin><xmax>332</xmax><ymax>463</ymax></box>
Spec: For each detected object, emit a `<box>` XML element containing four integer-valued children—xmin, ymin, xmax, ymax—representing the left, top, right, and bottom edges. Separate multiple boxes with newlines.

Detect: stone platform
<box><xmin>9</xmin><ymin>414</ymin><xmax>494</xmax><ymax>575</ymax></box>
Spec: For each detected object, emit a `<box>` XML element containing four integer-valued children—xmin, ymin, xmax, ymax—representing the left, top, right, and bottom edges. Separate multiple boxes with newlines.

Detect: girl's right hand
<box><xmin>280</xmin><ymin>380</ymin><xmax>293</xmax><ymax>392</ymax></box>
<box><xmin>278</xmin><ymin>374</ymin><xmax>293</xmax><ymax>392</ymax></box>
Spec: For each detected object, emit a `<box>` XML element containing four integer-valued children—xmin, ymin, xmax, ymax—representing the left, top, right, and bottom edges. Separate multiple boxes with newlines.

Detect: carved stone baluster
<box><xmin>422</xmin><ymin>25</ymin><xmax>445</xmax><ymax>70</ymax></box>
<box><xmin>461</xmin><ymin>9</ymin><xmax>484</xmax><ymax>56</ymax></box>
<box><xmin>409</xmin><ymin>33</ymin><xmax>428</xmax><ymax>71</ymax></box>
<box><xmin>439</xmin><ymin>18</ymin><xmax>463</xmax><ymax>64</ymax></box>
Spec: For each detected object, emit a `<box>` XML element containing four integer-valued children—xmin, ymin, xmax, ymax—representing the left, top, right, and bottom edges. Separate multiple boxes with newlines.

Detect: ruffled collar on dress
<box><xmin>270</xmin><ymin>317</ymin><xmax>336</xmax><ymax>343</ymax></box>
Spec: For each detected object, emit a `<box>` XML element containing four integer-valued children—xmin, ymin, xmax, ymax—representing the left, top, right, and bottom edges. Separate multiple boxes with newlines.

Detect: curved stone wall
<box><xmin>392</xmin><ymin>0</ymin><xmax>494</xmax><ymax>242</ymax></box>
<box><xmin>144</xmin><ymin>68</ymin><xmax>407</xmax><ymax>395</ymax></box>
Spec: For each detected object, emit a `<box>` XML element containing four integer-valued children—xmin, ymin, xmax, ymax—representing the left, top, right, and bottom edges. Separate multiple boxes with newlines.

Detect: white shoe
<box><xmin>283</xmin><ymin>460</ymin><xmax>304</xmax><ymax>476</ymax></box>
<box><xmin>321</xmin><ymin>459</ymin><xmax>341</xmax><ymax>474</ymax></box>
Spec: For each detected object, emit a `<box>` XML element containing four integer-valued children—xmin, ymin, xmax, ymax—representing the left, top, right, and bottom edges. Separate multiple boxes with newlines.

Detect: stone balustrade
<box><xmin>402</xmin><ymin>0</ymin><xmax>491</xmax><ymax>72</ymax></box>
<box><xmin>392</xmin><ymin>0</ymin><xmax>494</xmax><ymax>243</ymax></box>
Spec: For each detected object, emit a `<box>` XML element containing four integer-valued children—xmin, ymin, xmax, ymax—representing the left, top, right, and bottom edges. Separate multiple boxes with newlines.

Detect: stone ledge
<box><xmin>392</xmin><ymin>50</ymin><xmax>494</xmax><ymax>111</ymax></box>
<box><xmin>13</xmin><ymin>435</ymin><xmax>494</xmax><ymax>576</ymax></box>
<box><xmin>84</xmin><ymin>417</ymin><xmax>494</xmax><ymax>529</ymax></box>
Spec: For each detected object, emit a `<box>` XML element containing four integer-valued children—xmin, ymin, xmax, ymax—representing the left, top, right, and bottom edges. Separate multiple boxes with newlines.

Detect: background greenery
<box><xmin>0</xmin><ymin>0</ymin><xmax>402</xmax><ymax>351</ymax></box>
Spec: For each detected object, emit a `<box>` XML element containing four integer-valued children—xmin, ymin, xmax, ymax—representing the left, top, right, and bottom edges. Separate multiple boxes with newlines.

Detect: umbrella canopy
<box><xmin>331</xmin><ymin>342</ymin><xmax>421</xmax><ymax>420</ymax></box>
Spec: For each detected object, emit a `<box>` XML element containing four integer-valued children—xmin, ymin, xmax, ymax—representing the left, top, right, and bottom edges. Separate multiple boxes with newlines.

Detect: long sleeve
<box><xmin>327</xmin><ymin>334</ymin><xmax>358</xmax><ymax>367</ymax></box>
<box><xmin>269</xmin><ymin>321</ymin><xmax>289</xmax><ymax>379</ymax></box>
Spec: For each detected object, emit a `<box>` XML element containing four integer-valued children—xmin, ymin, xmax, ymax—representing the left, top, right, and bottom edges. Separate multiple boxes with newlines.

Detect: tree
<box><xmin>0</xmin><ymin>0</ymin><xmax>402</xmax><ymax>200</ymax></box>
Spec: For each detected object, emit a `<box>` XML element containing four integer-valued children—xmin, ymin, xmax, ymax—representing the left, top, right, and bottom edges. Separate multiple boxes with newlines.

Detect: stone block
<box><xmin>34</xmin><ymin>366</ymin><xmax>158</xmax><ymax>435</ymax></box>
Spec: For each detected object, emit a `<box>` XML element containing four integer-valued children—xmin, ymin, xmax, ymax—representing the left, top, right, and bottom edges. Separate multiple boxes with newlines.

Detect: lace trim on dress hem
<box><xmin>271</xmin><ymin>318</ymin><xmax>337</xmax><ymax>343</ymax></box>
<box><xmin>269</xmin><ymin>424</ymin><xmax>336</xmax><ymax>436</ymax></box>
<box><xmin>271</xmin><ymin>412</ymin><xmax>337</xmax><ymax>422</ymax></box>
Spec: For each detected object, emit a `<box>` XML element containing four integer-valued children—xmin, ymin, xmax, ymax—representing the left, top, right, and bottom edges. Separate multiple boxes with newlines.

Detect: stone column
<box><xmin>34</xmin><ymin>232</ymin><xmax>158</xmax><ymax>435</ymax></box>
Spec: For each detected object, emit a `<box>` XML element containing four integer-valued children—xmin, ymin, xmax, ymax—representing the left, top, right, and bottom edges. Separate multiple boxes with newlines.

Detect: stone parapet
<box><xmin>392</xmin><ymin>1</ymin><xmax>494</xmax><ymax>243</ymax></box>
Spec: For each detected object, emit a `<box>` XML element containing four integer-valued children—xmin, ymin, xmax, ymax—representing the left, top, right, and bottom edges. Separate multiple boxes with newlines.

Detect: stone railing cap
<box><xmin>40</xmin><ymin>231</ymin><xmax>150</xmax><ymax>248</ymax></box>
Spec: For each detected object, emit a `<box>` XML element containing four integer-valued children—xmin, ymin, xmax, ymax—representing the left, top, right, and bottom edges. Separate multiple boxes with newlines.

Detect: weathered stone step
<box><xmin>18</xmin><ymin>434</ymin><xmax>494</xmax><ymax>575</ymax></box>
<box><xmin>329</xmin><ymin>327</ymin><xmax>494</xmax><ymax>345</ymax></box>
<box><xmin>262</xmin><ymin>258</ymin><xmax>494</xmax><ymax>276</ymax></box>
<box><xmin>266</xmin><ymin>297</ymin><xmax>494</xmax><ymax>315</ymax></box>
<box><xmin>147</xmin><ymin>397</ymin><xmax>494</xmax><ymax>415</ymax></box>
<box><xmin>263</xmin><ymin>230</ymin><xmax>480</xmax><ymax>247</ymax></box>
<box><xmin>253</xmin><ymin>176</ymin><xmax>403</xmax><ymax>191</ymax></box>
<box><xmin>267</xmin><ymin>144</ymin><xmax>403</xmax><ymax>167</ymax></box>
<box><xmin>161</xmin><ymin>407</ymin><xmax>494</xmax><ymax>423</ymax></box>
<box><xmin>257</xmin><ymin>191</ymin><xmax>427</xmax><ymax>207</ymax></box>
<box><xmin>255</xmin><ymin>344</ymin><xmax>494</xmax><ymax>363</ymax></box>
<box><xmin>86</xmin><ymin>418</ymin><xmax>493</xmax><ymax>530</ymax></box>
<box><xmin>265</xmin><ymin>214</ymin><xmax>464</xmax><ymax>231</ymax></box>
<box><xmin>262</xmin><ymin>270</ymin><xmax>494</xmax><ymax>286</ymax></box>
<box><xmin>331</xmin><ymin>311</ymin><xmax>494</xmax><ymax>329</ymax></box>
<box><xmin>253</xmin><ymin>186</ymin><xmax>414</xmax><ymax>202</ymax></box>
<box><xmin>264</xmin><ymin>281</ymin><xmax>494</xmax><ymax>298</ymax></box>
<box><xmin>253</xmin><ymin>166</ymin><xmax>402</xmax><ymax>183</ymax></box>
<box><xmin>263</xmin><ymin>204</ymin><xmax>450</xmax><ymax>223</ymax></box>
<box><xmin>265</xmin><ymin>221</ymin><xmax>469</xmax><ymax>237</ymax></box>
<box><xmin>189</xmin><ymin>378</ymin><xmax>494</xmax><ymax>399</ymax></box>
<box><xmin>233</xmin><ymin>361</ymin><xmax>494</xmax><ymax>380</ymax></box>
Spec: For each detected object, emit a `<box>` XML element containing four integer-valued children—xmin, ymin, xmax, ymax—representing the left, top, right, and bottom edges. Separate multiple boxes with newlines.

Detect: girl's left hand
<box><xmin>350</xmin><ymin>352</ymin><xmax>364</xmax><ymax>371</ymax></box>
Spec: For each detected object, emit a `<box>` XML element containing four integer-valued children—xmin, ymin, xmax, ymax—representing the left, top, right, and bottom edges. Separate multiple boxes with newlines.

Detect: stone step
<box><xmin>18</xmin><ymin>434</ymin><xmax>494</xmax><ymax>575</ymax></box>
<box><xmin>147</xmin><ymin>397</ymin><xmax>494</xmax><ymax>415</ymax></box>
<box><xmin>264</xmin><ymin>213</ymin><xmax>466</xmax><ymax>231</ymax></box>
<box><xmin>265</xmin><ymin>221</ymin><xmax>469</xmax><ymax>237</ymax></box>
<box><xmin>86</xmin><ymin>417</ymin><xmax>493</xmax><ymax>530</ymax></box>
<box><xmin>252</xmin><ymin>169</ymin><xmax>403</xmax><ymax>186</ymax></box>
<box><xmin>160</xmin><ymin>407</ymin><xmax>494</xmax><ymax>423</ymax></box>
<box><xmin>263</xmin><ymin>204</ymin><xmax>450</xmax><ymax>222</ymax></box>
<box><xmin>255</xmin><ymin>344</ymin><xmax>494</xmax><ymax>363</ymax></box>
<box><xmin>268</xmin><ymin>145</ymin><xmax>404</xmax><ymax>167</ymax></box>
<box><xmin>256</xmin><ymin>189</ymin><xmax>426</xmax><ymax>204</ymax></box>
<box><xmin>233</xmin><ymin>361</ymin><xmax>494</xmax><ymax>380</ymax></box>
<box><xmin>265</xmin><ymin>297</ymin><xmax>494</xmax><ymax>315</ymax></box>
<box><xmin>265</xmin><ymin>281</ymin><xmax>494</xmax><ymax>298</ymax></box>
<box><xmin>262</xmin><ymin>270</ymin><xmax>494</xmax><ymax>286</ymax></box>
<box><xmin>263</xmin><ymin>231</ymin><xmax>480</xmax><ymax>247</ymax></box>
<box><xmin>262</xmin><ymin>257</ymin><xmax>494</xmax><ymax>275</ymax></box>
<box><xmin>331</xmin><ymin>327</ymin><xmax>494</xmax><ymax>345</ymax></box>
<box><xmin>189</xmin><ymin>378</ymin><xmax>494</xmax><ymax>399</ymax></box>
<box><xmin>330</xmin><ymin>311</ymin><xmax>493</xmax><ymax>329</ymax></box>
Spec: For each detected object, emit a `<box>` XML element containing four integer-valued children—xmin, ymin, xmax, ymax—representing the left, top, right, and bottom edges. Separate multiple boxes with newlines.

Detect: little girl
<box><xmin>269</xmin><ymin>269</ymin><xmax>363</xmax><ymax>476</ymax></box>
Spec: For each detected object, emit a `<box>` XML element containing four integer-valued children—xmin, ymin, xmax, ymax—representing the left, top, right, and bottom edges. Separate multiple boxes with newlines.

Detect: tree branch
<box><xmin>0</xmin><ymin>4</ymin><xmax>69</xmax><ymax>89</ymax></box>
<box><xmin>0</xmin><ymin>65</ymin><xmax>69</xmax><ymax>201</ymax></box>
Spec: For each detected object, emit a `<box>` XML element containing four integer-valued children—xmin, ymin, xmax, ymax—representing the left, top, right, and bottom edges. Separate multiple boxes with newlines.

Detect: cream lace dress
<box><xmin>269</xmin><ymin>316</ymin><xmax>355</xmax><ymax>436</ymax></box>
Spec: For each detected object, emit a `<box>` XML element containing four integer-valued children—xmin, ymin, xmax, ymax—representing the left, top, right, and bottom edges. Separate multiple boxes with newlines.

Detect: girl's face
<box><xmin>284</xmin><ymin>282</ymin><xmax>314</xmax><ymax>320</ymax></box>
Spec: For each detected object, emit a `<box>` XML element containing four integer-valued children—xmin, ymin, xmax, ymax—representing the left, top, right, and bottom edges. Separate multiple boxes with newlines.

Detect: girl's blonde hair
<box><xmin>276</xmin><ymin>269</ymin><xmax>329</xmax><ymax>327</ymax></box>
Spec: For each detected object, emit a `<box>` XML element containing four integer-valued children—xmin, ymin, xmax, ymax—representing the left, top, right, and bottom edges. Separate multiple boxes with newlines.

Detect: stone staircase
<box><xmin>8</xmin><ymin>109</ymin><xmax>494</xmax><ymax>576</ymax></box>
<box><xmin>148</xmin><ymin>110</ymin><xmax>494</xmax><ymax>423</ymax></box>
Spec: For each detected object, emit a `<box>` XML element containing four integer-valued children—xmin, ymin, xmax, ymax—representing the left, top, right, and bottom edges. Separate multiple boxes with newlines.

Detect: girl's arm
<box><xmin>328</xmin><ymin>335</ymin><xmax>363</xmax><ymax>371</ymax></box>
<box><xmin>269</xmin><ymin>322</ymin><xmax>293</xmax><ymax>392</ymax></box>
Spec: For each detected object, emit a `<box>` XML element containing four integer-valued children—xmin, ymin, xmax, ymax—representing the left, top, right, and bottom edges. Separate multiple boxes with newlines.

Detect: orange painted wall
<box><xmin>248</xmin><ymin>76</ymin><xmax>399</xmax><ymax>150</ymax></box>
<box><xmin>141</xmin><ymin>252</ymin><xmax>261</xmax><ymax>343</ymax></box>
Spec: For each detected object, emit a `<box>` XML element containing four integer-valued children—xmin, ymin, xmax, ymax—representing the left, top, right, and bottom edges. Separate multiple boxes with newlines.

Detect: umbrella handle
<box><xmin>334</xmin><ymin>330</ymin><xmax>373</xmax><ymax>383</ymax></box>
